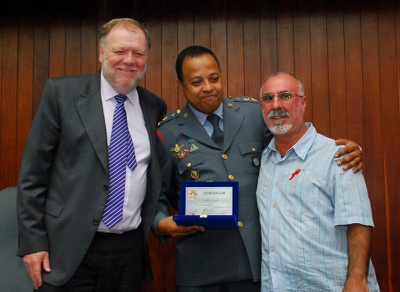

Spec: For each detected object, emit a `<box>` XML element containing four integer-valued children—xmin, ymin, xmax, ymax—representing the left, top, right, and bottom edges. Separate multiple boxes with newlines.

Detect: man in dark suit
<box><xmin>153</xmin><ymin>45</ymin><xmax>363</xmax><ymax>291</ymax></box>
<box><xmin>17</xmin><ymin>18</ymin><xmax>167</xmax><ymax>291</ymax></box>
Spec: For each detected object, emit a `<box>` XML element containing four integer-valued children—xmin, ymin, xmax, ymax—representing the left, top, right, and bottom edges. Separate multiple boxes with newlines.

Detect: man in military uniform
<box><xmin>153</xmin><ymin>45</ymin><xmax>363</xmax><ymax>291</ymax></box>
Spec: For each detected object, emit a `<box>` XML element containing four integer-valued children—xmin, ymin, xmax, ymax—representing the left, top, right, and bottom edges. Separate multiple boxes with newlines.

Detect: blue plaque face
<box><xmin>173</xmin><ymin>181</ymin><xmax>239</xmax><ymax>229</ymax></box>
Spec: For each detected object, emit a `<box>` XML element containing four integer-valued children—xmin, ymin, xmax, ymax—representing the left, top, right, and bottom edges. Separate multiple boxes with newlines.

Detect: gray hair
<box><xmin>98</xmin><ymin>18</ymin><xmax>151</xmax><ymax>52</ymax></box>
<box><xmin>260</xmin><ymin>71</ymin><xmax>304</xmax><ymax>97</ymax></box>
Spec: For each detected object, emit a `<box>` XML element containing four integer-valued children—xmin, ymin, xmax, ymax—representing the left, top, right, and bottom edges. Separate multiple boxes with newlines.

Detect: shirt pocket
<box><xmin>237</xmin><ymin>141</ymin><xmax>262</xmax><ymax>174</ymax></box>
<box><xmin>176</xmin><ymin>153</ymin><xmax>207</xmax><ymax>181</ymax></box>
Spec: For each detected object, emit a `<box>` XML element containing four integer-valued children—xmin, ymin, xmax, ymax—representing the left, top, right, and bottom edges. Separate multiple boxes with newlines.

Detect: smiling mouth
<box><xmin>117</xmin><ymin>67</ymin><xmax>138</xmax><ymax>73</ymax></box>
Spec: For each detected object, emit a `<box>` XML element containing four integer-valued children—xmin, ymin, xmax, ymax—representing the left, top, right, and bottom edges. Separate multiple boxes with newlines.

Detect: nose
<box><xmin>203</xmin><ymin>80</ymin><xmax>214</xmax><ymax>92</ymax></box>
<box><xmin>270</xmin><ymin>97</ymin><xmax>283</xmax><ymax>109</ymax></box>
<box><xmin>123</xmin><ymin>52</ymin><xmax>135</xmax><ymax>65</ymax></box>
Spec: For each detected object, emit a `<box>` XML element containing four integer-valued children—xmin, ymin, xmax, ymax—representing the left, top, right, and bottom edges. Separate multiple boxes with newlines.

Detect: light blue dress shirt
<box><xmin>188</xmin><ymin>103</ymin><xmax>224</xmax><ymax>137</ymax></box>
<box><xmin>256</xmin><ymin>123</ymin><xmax>379</xmax><ymax>291</ymax></box>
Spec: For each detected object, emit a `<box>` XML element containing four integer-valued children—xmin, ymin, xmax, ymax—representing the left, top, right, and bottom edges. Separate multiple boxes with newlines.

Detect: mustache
<box><xmin>268</xmin><ymin>110</ymin><xmax>290</xmax><ymax>118</ymax></box>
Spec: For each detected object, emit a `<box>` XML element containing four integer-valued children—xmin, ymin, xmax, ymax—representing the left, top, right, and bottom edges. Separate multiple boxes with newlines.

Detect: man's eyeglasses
<box><xmin>260</xmin><ymin>91</ymin><xmax>303</xmax><ymax>103</ymax></box>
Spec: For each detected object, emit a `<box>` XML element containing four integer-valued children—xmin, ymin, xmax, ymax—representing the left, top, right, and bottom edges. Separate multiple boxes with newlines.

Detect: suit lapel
<box><xmin>138</xmin><ymin>93</ymin><xmax>159</xmax><ymax>154</ymax></box>
<box><xmin>138</xmin><ymin>95</ymin><xmax>158</xmax><ymax>134</ymax></box>
<box><xmin>75</xmin><ymin>72</ymin><xmax>109</xmax><ymax>173</ymax></box>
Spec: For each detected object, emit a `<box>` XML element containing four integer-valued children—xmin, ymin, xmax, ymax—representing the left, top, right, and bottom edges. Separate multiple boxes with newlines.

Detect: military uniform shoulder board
<box><xmin>158</xmin><ymin>109</ymin><xmax>182</xmax><ymax>127</ymax></box>
<box><xmin>228</xmin><ymin>96</ymin><xmax>259</xmax><ymax>103</ymax></box>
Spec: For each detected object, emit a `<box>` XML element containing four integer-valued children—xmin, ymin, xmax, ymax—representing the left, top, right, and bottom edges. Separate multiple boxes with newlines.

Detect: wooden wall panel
<box><xmin>33</xmin><ymin>21</ymin><xmax>49</xmax><ymax>112</ymax></box>
<box><xmin>1</xmin><ymin>20</ymin><xmax>18</xmax><ymax>188</ymax></box>
<box><xmin>193</xmin><ymin>7</ymin><xmax>210</xmax><ymax>48</ymax></box>
<box><xmin>144</xmin><ymin>8</ymin><xmax>163</xmax><ymax>97</ymax></box>
<box><xmin>65</xmin><ymin>18</ymin><xmax>82</xmax><ymax>77</ymax></box>
<box><xmin>49</xmin><ymin>17</ymin><xmax>66</xmax><ymax>78</ymax></box>
<box><xmin>394</xmin><ymin>3</ymin><xmax>400</xmax><ymax>288</ymax></box>
<box><xmin>293</xmin><ymin>11</ymin><xmax>312</xmax><ymax>122</ymax></box>
<box><xmin>1</xmin><ymin>1</ymin><xmax>400</xmax><ymax>291</ymax></box>
<box><xmin>226</xmin><ymin>2</ymin><xmax>245</xmax><ymax>97</ymax></box>
<box><xmin>210</xmin><ymin>1</ymin><xmax>228</xmax><ymax>99</ymax></box>
<box><xmin>276</xmin><ymin>7</ymin><xmax>295</xmax><ymax>74</ymax></box>
<box><xmin>17</xmin><ymin>17</ymin><xmax>34</xmax><ymax>177</ymax></box>
<box><xmin>244</xmin><ymin>14</ymin><xmax>262</xmax><ymax>99</ymax></box>
<box><xmin>378</xmin><ymin>3</ymin><xmax>400</xmax><ymax>291</ymax></box>
<box><xmin>344</xmin><ymin>2</ymin><xmax>365</xmax><ymax>148</ymax></box>
<box><xmin>310</xmin><ymin>11</ymin><xmax>330</xmax><ymax>136</ymax></box>
<box><xmin>81</xmin><ymin>20</ymin><xmax>99</xmax><ymax>75</ymax></box>
<box><xmin>176</xmin><ymin>2</ymin><xmax>194</xmax><ymax>108</ymax></box>
<box><xmin>327</xmin><ymin>10</ymin><xmax>348</xmax><ymax>140</ymax></box>
<box><xmin>161</xmin><ymin>9</ymin><xmax>178</xmax><ymax>111</ymax></box>
<box><xmin>259</xmin><ymin>2</ymin><xmax>278</xmax><ymax>84</ymax></box>
<box><xmin>361</xmin><ymin>5</ymin><xmax>389</xmax><ymax>291</ymax></box>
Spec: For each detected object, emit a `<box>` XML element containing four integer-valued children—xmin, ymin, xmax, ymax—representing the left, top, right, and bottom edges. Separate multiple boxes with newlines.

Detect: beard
<box><xmin>266</xmin><ymin>109</ymin><xmax>292</xmax><ymax>135</ymax></box>
<box><xmin>102</xmin><ymin>61</ymin><xmax>147</xmax><ymax>95</ymax></box>
<box><xmin>268</xmin><ymin>122</ymin><xmax>293</xmax><ymax>135</ymax></box>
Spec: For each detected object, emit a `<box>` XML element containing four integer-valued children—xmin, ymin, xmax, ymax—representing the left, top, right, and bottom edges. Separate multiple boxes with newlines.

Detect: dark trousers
<box><xmin>177</xmin><ymin>280</ymin><xmax>261</xmax><ymax>292</ymax></box>
<box><xmin>38</xmin><ymin>227</ymin><xmax>145</xmax><ymax>292</ymax></box>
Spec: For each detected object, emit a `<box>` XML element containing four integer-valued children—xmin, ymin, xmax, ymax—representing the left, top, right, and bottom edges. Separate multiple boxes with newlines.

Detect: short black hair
<box><xmin>175</xmin><ymin>45</ymin><xmax>221</xmax><ymax>82</ymax></box>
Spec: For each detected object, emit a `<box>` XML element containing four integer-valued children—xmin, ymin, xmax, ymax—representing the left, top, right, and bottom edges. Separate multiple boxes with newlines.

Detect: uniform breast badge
<box><xmin>187</xmin><ymin>138</ymin><xmax>199</xmax><ymax>152</ymax></box>
<box><xmin>177</xmin><ymin>149</ymin><xmax>189</xmax><ymax>160</ymax></box>
<box><xmin>252</xmin><ymin>157</ymin><xmax>260</xmax><ymax>167</ymax></box>
<box><xmin>190</xmin><ymin>170</ymin><xmax>200</xmax><ymax>180</ymax></box>
<box><xmin>170</xmin><ymin>144</ymin><xmax>184</xmax><ymax>153</ymax></box>
<box><xmin>190</xmin><ymin>144</ymin><xmax>199</xmax><ymax>152</ymax></box>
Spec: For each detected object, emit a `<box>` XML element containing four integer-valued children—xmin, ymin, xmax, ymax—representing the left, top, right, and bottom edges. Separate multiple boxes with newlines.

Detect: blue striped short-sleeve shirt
<box><xmin>256</xmin><ymin>123</ymin><xmax>379</xmax><ymax>292</ymax></box>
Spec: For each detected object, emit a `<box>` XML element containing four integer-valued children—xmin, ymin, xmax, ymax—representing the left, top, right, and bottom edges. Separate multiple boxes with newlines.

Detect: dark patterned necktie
<box><xmin>102</xmin><ymin>94</ymin><xmax>137</xmax><ymax>228</ymax></box>
<box><xmin>207</xmin><ymin>114</ymin><xmax>223</xmax><ymax>148</ymax></box>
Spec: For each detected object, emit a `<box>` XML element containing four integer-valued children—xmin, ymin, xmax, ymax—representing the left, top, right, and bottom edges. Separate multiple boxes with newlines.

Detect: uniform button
<box><xmin>273</xmin><ymin>270</ymin><xmax>277</xmax><ymax>274</ymax></box>
<box><xmin>271</xmin><ymin>248</ymin><xmax>275</xmax><ymax>252</ymax></box>
<box><xmin>187</xmin><ymin>162</ymin><xmax>192</xmax><ymax>168</ymax></box>
<box><xmin>252</xmin><ymin>147</ymin><xmax>256</xmax><ymax>152</ymax></box>
<box><xmin>103</xmin><ymin>185</ymin><xmax>109</xmax><ymax>191</ymax></box>
<box><xmin>228</xmin><ymin>174</ymin><xmax>235</xmax><ymax>180</ymax></box>
<box><xmin>238</xmin><ymin>221</ymin><xmax>243</xmax><ymax>227</ymax></box>
<box><xmin>93</xmin><ymin>219</ymin><xmax>100</xmax><ymax>225</ymax></box>
<box><xmin>222</xmin><ymin>154</ymin><xmax>228</xmax><ymax>159</ymax></box>
<box><xmin>272</xmin><ymin>204</ymin><xmax>277</xmax><ymax>208</ymax></box>
<box><xmin>271</xmin><ymin>225</ymin><xmax>275</xmax><ymax>230</ymax></box>
<box><xmin>274</xmin><ymin>182</ymin><xmax>278</xmax><ymax>186</ymax></box>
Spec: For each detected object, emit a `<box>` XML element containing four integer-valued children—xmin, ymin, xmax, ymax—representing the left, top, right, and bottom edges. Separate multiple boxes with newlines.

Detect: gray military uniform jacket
<box><xmin>154</xmin><ymin>97</ymin><xmax>271</xmax><ymax>286</ymax></box>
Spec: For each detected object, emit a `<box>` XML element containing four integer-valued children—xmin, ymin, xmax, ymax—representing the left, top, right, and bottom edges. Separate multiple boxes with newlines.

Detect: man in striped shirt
<box><xmin>256</xmin><ymin>71</ymin><xmax>379</xmax><ymax>291</ymax></box>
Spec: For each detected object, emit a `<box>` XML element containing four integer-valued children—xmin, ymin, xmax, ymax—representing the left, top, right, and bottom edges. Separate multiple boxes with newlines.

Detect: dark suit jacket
<box><xmin>154</xmin><ymin>97</ymin><xmax>272</xmax><ymax>286</ymax></box>
<box><xmin>17</xmin><ymin>71</ymin><xmax>167</xmax><ymax>286</ymax></box>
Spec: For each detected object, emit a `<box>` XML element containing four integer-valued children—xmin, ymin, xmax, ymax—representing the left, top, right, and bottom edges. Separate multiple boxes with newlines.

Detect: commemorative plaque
<box><xmin>173</xmin><ymin>181</ymin><xmax>239</xmax><ymax>229</ymax></box>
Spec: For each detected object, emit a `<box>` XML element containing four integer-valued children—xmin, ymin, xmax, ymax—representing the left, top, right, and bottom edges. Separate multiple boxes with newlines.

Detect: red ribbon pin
<box><xmin>289</xmin><ymin>169</ymin><xmax>301</xmax><ymax>180</ymax></box>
